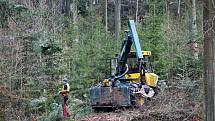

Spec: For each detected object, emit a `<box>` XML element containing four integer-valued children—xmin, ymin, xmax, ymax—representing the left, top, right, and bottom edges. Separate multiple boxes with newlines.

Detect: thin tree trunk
<box><xmin>166</xmin><ymin>0</ymin><xmax>170</xmax><ymax>29</ymax></box>
<box><xmin>115</xmin><ymin>0</ymin><xmax>121</xmax><ymax>47</ymax></box>
<box><xmin>178</xmin><ymin>0</ymin><xmax>181</xmax><ymax>16</ymax></box>
<box><xmin>203</xmin><ymin>0</ymin><xmax>215</xmax><ymax>120</ymax></box>
<box><xmin>52</xmin><ymin>2</ymin><xmax>56</xmax><ymax>40</ymax></box>
<box><xmin>135</xmin><ymin>0</ymin><xmax>139</xmax><ymax>22</ymax></box>
<box><xmin>72</xmin><ymin>2</ymin><xmax>78</xmax><ymax>31</ymax></box>
<box><xmin>105</xmin><ymin>0</ymin><xmax>108</xmax><ymax>32</ymax></box>
<box><xmin>191</xmin><ymin>0</ymin><xmax>198</xmax><ymax>59</ymax></box>
<box><xmin>153</xmin><ymin>3</ymin><xmax>156</xmax><ymax>16</ymax></box>
<box><xmin>71</xmin><ymin>0</ymin><xmax>78</xmax><ymax>42</ymax></box>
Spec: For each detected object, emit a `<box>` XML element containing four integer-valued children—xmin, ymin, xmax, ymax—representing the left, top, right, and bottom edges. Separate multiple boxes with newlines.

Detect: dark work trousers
<box><xmin>63</xmin><ymin>96</ymin><xmax>68</xmax><ymax>105</ymax></box>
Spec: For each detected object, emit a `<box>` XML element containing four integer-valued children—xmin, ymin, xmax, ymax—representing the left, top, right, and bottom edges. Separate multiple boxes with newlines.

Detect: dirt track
<box><xmin>82</xmin><ymin>108</ymin><xmax>202</xmax><ymax>121</ymax></box>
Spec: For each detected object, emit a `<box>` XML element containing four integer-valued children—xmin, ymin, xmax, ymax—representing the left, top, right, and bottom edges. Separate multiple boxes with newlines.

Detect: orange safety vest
<box><xmin>60</xmin><ymin>83</ymin><xmax>70</xmax><ymax>96</ymax></box>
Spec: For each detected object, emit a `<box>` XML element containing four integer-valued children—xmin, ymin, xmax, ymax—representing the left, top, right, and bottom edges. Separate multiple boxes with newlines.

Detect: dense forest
<box><xmin>0</xmin><ymin>0</ymin><xmax>214</xmax><ymax>121</ymax></box>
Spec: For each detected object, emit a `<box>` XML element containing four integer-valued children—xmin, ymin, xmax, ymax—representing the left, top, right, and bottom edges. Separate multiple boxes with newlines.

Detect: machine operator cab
<box><xmin>110</xmin><ymin>51</ymin><xmax>158</xmax><ymax>88</ymax></box>
<box><xmin>126</xmin><ymin>51</ymin><xmax>152</xmax><ymax>73</ymax></box>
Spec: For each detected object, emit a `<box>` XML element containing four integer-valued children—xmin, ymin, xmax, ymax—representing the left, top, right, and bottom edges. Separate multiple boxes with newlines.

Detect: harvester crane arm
<box><xmin>117</xmin><ymin>20</ymin><xmax>145</xmax><ymax>81</ymax></box>
<box><xmin>128</xmin><ymin>20</ymin><xmax>144</xmax><ymax>59</ymax></box>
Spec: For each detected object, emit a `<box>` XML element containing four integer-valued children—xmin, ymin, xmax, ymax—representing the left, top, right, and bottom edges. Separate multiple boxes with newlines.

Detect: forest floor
<box><xmin>0</xmin><ymin>86</ymin><xmax>203</xmax><ymax>121</ymax></box>
<box><xmin>81</xmin><ymin>89</ymin><xmax>203</xmax><ymax>121</ymax></box>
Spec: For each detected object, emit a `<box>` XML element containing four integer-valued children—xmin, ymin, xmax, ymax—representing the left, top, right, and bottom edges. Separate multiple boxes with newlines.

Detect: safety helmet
<box><xmin>63</xmin><ymin>77</ymin><xmax>68</xmax><ymax>84</ymax></box>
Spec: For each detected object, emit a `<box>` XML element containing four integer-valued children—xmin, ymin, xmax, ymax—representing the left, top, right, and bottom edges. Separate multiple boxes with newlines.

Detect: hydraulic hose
<box><xmin>108</xmin><ymin>64</ymin><xmax>129</xmax><ymax>87</ymax></box>
<box><xmin>116</xmin><ymin>64</ymin><xmax>129</xmax><ymax>79</ymax></box>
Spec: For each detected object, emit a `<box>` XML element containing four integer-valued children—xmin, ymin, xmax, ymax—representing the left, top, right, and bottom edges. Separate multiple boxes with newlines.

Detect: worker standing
<box><xmin>59</xmin><ymin>76</ymin><xmax>70</xmax><ymax>118</ymax></box>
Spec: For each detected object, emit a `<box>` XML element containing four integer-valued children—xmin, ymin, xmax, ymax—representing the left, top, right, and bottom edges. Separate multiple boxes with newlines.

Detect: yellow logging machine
<box><xmin>89</xmin><ymin>20</ymin><xmax>160</xmax><ymax>111</ymax></box>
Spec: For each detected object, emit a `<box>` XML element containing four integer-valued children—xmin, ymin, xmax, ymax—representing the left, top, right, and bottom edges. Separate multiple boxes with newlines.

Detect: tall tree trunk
<box><xmin>71</xmin><ymin>0</ymin><xmax>78</xmax><ymax>43</ymax></box>
<box><xmin>135</xmin><ymin>0</ymin><xmax>139</xmax><ymax>22</ymax></box>
<box><xmin>61</xmin><ymin>0</ymin><xmax>71</xmax><ymax>15</ymax></box>
<box><xmin>191</xmin><ymin>0</ymin><xmax>198</xmax><ymax>59</ymax></box>
<box><xmin>177</xmin><ymin>0</ymin><xmax>181</xmax><ymax>16</ymax></box>
<box><xmin>105</xmin><ymin>0</ymin><xmax>108</xmax><ymax>31</ymax></box>
<box><xmin>203</xmin><ymin>0</ymin><xmax>215</xmax><ymax>120</ymax></box>
<box><xmin>72</xmin><ymin>2</ymin><xmax>77</xmax><ymax>31</ymax></box>
<box><xmin>153</xmin><ymin>3</ymin><xmax>156</xmax><ymax>16</ymax></box>
<box><xmin>115</xmin><ymin>0</ymin><xmax>121</xmax><ymax>45</ymax></box>
<box><xmin>166</xmin><ymin>0</ymin><xmax>170</xmax><ymax>29</ymax></box>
